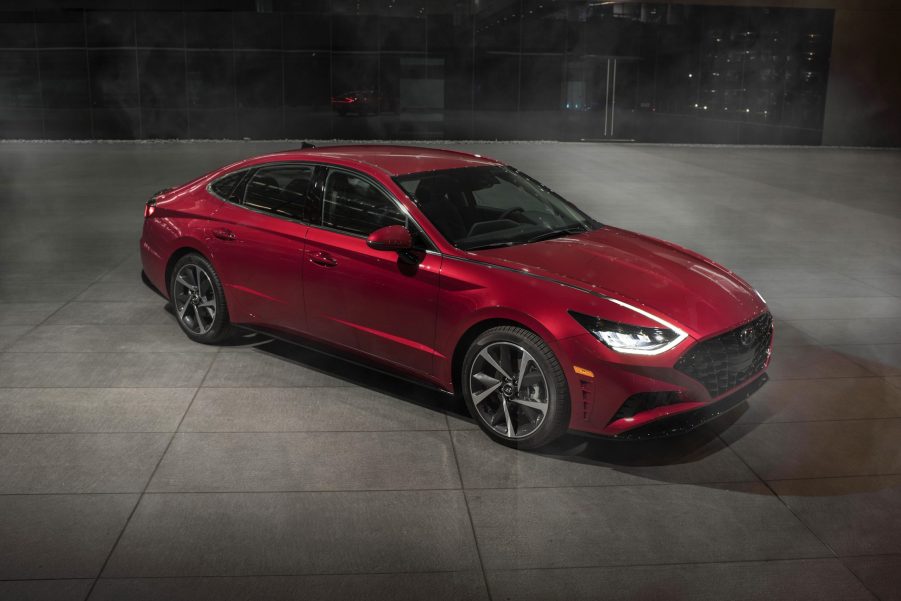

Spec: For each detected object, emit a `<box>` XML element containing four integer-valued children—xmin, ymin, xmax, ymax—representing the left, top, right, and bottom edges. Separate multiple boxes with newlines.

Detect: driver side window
<box><xmin>322</xmin><ymin>170</ymin><xmax>407</xmax><ymax>237</ymax></box>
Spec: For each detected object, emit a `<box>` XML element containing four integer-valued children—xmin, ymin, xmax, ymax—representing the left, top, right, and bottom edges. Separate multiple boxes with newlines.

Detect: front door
<box><xmin>302</xmin><ymin>168</ymin><xmax>442</xmax><ymax>376</ymax></box>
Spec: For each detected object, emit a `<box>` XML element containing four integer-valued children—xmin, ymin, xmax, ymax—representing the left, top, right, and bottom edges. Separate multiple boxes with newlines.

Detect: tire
<box><xmin>169</xmin><ymin>253</ymin><xmax>233</xmax><ymax>344</ymax></box>
<box><xmin>461</xmin><ymin>326</ymin><xmax>570</xmax><ymax>450</ymax></box>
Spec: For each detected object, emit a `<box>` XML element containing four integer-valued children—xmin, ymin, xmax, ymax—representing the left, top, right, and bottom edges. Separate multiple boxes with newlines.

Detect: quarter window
<box><xmin>244</xmin><ymin>164</ymin><xmax>315</xmax><ymax>221</ymax></box>
<box><xmin>209</xmin><ymin>170</ymin><xmax>247</xmax><ymax>203</ymax></box>
<box><xmin>322</xmin><ymin>170</ymin><xmax>406</xmax><ymax>236</ymax></box>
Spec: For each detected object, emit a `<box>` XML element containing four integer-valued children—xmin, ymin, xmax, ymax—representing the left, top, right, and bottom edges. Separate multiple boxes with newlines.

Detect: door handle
<box><xmin>212</xmin><ymin>228</ymin><xmax>236</xmax><ymax>241</ymax></box>
<box><xmin>309</xmin><ymin>251</ymin><xmax>338</xmax><ymax>267</ymax></box>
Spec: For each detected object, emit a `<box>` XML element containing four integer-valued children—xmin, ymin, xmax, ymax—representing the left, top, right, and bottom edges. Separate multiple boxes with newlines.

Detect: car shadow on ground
<box><xmin>227</xmin><ymin>331</ymin><xmax>757</xmax><ymax>471</ymax></box>
<box><xmin>203</xmin><ymin>325</ymin><xmax>897</xmax><ymax>497</ymax></box>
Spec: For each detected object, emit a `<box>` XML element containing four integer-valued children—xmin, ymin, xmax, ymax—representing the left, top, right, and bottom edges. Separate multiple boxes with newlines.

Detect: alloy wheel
<box><xmin>173</xmin><ymin>264</ymin><xmax>217</xmax><ymax>335</ymax></box>
<box><xmin>469</xmin><ymin>341</ymin><xmax>549</xmax><ymax>439</ymax></box>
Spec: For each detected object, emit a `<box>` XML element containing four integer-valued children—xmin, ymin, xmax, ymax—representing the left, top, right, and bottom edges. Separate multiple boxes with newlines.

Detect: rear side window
<box><xmin>244</xmin><ymin>164</ymin><xmax>315</xmax><ymax>221</ymax></box>
<box><xmin>322</xmin><ymin>170</ymin><xmax>406</xmax><ymax>236</ymax></box>
<box><xmin>209</xmin><ymin>170</ymin><xmax>247</xmax><ymax>203</ymax></box>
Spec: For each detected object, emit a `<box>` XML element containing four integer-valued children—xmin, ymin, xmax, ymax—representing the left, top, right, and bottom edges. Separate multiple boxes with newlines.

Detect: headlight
<box><xmin>569</xmin><ymin>310</ymin><xmax>686</xmax><ymax>355</ymax></box>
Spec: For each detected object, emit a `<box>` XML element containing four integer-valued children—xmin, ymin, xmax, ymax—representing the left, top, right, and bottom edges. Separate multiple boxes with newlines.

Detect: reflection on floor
<box><xmin>0</xmin><ymin>141</ymin><xmax>900</xmax><ymax>601</ymax></box>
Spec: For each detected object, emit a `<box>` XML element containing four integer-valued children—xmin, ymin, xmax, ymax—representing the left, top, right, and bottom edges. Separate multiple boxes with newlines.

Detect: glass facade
<box><xmin>0</xmin><ymin>2</ymin><xmax>833</xmax><ymax>143</ymax></box>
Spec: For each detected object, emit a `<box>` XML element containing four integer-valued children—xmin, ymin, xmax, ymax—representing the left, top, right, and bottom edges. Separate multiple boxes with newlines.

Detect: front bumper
<box><xmin>558</xmin><ymin>314</ymin><xmax>773</xmax><ymax>438</ymax></box>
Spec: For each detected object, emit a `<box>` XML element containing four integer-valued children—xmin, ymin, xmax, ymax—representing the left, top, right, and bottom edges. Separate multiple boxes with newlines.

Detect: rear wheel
<box><xmin>462</xmin><ymin>326</ymin><xmax>570</xmax><ymax>449</ymax></box>
<box><xmin>169</xmin><ymin>253</ymin><xmax>233</xmax><ymax>344</ymax></box>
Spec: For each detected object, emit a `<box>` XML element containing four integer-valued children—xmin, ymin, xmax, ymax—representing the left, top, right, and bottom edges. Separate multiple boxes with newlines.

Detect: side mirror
<box><xmin>367</xmin><ymin>225</ymin><xmax>413</xmax><ymax>252</ymax></box>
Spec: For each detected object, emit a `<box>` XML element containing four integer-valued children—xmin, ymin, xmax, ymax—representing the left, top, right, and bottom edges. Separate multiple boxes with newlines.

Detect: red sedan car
<box><xmin>140</xmin><ymin>145</ymin><xmax>772</xmax><ymax>449</ymax></box>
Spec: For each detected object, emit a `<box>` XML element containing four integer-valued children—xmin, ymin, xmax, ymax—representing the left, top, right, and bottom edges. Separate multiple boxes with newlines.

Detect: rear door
<box><xmin>302</xmin><ymin>167</ymin><xmax>442</xmax><ymax>375</ymax></box>
<box><xmin>206</xmin><ymin>163</ymin><xmax>315</xmax><ymax>333</ymax></box>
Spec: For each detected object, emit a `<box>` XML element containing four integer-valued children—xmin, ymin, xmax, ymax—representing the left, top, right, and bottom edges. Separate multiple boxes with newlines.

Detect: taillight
<box><xmin>144</xmin><ymin>199</ymin><xmax>156</xmax><ymax>218</ymax></box>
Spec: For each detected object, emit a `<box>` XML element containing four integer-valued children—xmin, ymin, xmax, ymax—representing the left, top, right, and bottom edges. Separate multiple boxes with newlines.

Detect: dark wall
<box><xmin>822</xmin><ymin>6</ymin><xmax>901</xmax><ymax>147</ymax></box>
<box><xmin>0</xmin><ymin>1</ymin><xmax>834</xmax><ymax>143</ymax></box>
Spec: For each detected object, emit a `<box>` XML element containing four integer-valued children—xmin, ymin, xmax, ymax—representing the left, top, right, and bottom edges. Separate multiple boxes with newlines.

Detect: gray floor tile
<box><xmin>446</xmin><ymin>412</ymin><xmax>479</xmax><ymax>430</ymax></box>
<box><xmin>97</xmin><ymin>255</ymin><xmax>144</xmax><ymax>283</ymax></box>
<box><xmin>103</xmin><ymin>491</ymin><xmax>479</xmax><ymax>577</ymax></box>
<box><xmin>0</xmin><ymin>325</ymin><xmax>31</xmax><ymax>350</ymax></box>
<box><xmin>774</xmin><ymin>320</ymin><xmax>821</xmax><ymax>345</ymax></box>
<box><xmin>89</xmin><ymin>572</ymin><xmax>489</xmax><ymax>601</ymax></box>
<box><xmin>0</xmin><ymin>494</ymin><xmax>138</xmax><ymax>579</ymax></box>
<box><xmin>0</xmin><ymin>302</ymin><xmax>62</xmax><ymax>325</ymax></box>
<box><xmin>767</xmin><ymin>345</ymin><xmax>877</xmax><ymax>380</ymax></box>
<box><xmin>0</xmin><ymin>352</ymin><xmax>214</xmax><ymax>387</ymax></box>
<box><xmin>76</xmin><ymin>281</ymin><xmax>162</xmax><ymax>303</ymax></box>
<box><xmin>0</xmin><ymin>387</ymin><xmax>195</xmax><ymax>433</ymax></box>
<box><xmin>734</xmin><ymin>378</ymin><xmax>901</xmax><ymax>424</ymax></box>
<box><xmin>722</xmin><ymin>419</ymin><xmax>901</xmax><ymax>480</ymax></box>
<box><xmin>452</xmin><ymin>429</ymin><xmax>757</xmax><ymax>488</ymax></box>
<box><xmin>487</xmin><ymin>559</ymin><xmax>876</xmax><ymax>601</ymax></box>
<box><xmin>791</xmin><ymin>319</ymin><xmax>901</xmax><ymax>345</ymax></box>
<box><xmin>180</xmin><ymin>387</ymin><xmax>446</xmax><ymax>432</ymax></box>
<box><xmin>0</xmin><ymin>433</ymin><xmax>170</xmax><ymax>493</ymax></box>
<box><xmin>833</xmin><ymin>344</ymin><xmax>901</xmax><ymax>376</ymax></box>
<box><xmin>203</xmin><ymin>350</ymin><xmax>355</xmax><ymax>387</ymax></box>
<box><xmin>9</xmin><ymin>324</ymin><xmax>211</xmax><ymax>353</ymax></box>
<box><xmin>768</xmin><ymin>297</ymin><xmax>901</xmax><ymax>320</ymax></box>
<box><xmin>45</xmin><ymin>301</ymin><xmax>174</xmax><ymax>326</ymax></box>
<box><xmin>0</xmin><ymin>262</ymin><xmax>110</xmax><ymax>283</ymax></box>
<box><xmin>466</xmin><ymin>483</ymin><xmax>828</xmax><ymax>570</ymax></box>
<box><xmin>0</xmin><ymin>280</ymin><xmax>90</xmax><ymax>303</ymax></box>
<box><xmin>0</xmin><ymin>580</ymin><xmax>94</xmax><ymax>601</ymax></box>
<box><xmin>853</xmin><ymin>275</ymin><xmax>901</xmax><ymax>297</ymax></box>
<box><xmin>842</xmin><ymin>556</ymin><xmax>901</xmax><ymax>601</ymax></box>
<box><xmin>772</xmin><ymin>476</ymin><xmax>901</xmax><ymax>556</ymax></box>
<box><xmin>148</xmin><ymin>431</ymin><xmax>460</xmax><ymax>492</ymax></box>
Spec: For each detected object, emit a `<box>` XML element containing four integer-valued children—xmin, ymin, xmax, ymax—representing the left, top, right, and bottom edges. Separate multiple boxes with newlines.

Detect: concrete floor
<box><xmin>0</xmin><ymin>141</ymin><xmax>900</xmax><ymax>601</ymax></box>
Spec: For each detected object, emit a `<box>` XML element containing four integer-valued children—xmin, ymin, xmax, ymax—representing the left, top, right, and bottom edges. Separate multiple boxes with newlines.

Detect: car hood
<box><xmin>471</xmin><ymin>226</ymin><xmax>765</xmax><ymax>337</ymax></box>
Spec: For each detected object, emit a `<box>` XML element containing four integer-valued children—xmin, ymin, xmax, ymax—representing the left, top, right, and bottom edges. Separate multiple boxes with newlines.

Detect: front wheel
<box><xmin>169</xmin><ymin>253</ymin><xmax>233</xmax><ymax>344</ymax></box>
<box><xmin>461</xmin><ymin>326</ymin><xmax>570</xmax><ymax>450</ymax></box>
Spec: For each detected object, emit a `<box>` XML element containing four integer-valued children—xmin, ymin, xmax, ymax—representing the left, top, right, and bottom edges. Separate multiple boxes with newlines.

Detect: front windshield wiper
<box><xmin>464</xmin><ymin>224</ymin><xmax>591</xmax><ymax>251</ymax></box>
<box><xmin>526</xmin><ymin>225</ymin><xmax>589</xmax><ymax>244</ymax></box>
<box><xmin>463</xmin><ymin>241</ymin><xmax>517</xmax><ymax>251</ymax></box>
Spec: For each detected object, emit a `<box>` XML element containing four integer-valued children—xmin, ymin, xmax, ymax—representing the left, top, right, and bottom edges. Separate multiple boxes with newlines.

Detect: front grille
<box><xmin>675</xmin><ymin>312</ymin><xmax>773</xmax><ymax>398</ymax></box>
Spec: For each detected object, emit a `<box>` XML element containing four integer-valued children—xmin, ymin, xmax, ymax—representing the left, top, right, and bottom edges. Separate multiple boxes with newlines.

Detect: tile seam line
<box><xmin>2</xmin><ymin>470</ymin><xmax>901</xmax><ymax>497</ymax></box>
<box><xmin>81</xmin><ymin>346</ymin><xmax>220</xmax><ymax>601</ymax></box>
<box><xmin>62</xmin><ymin>554</ymin><xmax>854</xmax><ymax>582</ymax></box>
<box><xmin>0</xmin><ymin>556</ymin><xmax>880</xmax><ymax>583</ymax></box>
<box><xmin>0</xmin><ymin>568</ymin><xmax>491</xmax><ymax>583</ymax></box>
<box><xmin>447</xmin><ymin>427</ymin><xmax>494</xmax><ymax>601</ymax></box>
<box><xmin>714</xmin><ymin>429</ymin><xmax>883</xmax><ymax>600</ymax></box>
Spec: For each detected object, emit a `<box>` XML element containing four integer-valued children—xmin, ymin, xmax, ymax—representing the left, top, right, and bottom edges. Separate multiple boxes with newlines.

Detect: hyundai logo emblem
<box><xmin>738</xmin><ymin>327</ymin><xmax>756</xmax><ymax>346</ymax></box>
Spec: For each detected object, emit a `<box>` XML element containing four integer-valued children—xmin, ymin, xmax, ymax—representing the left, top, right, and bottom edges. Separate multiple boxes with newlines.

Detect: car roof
<box><xmin>260</xmin><ymin>144</ymin><xmax>502</xmax><ymax>177</ymax></box>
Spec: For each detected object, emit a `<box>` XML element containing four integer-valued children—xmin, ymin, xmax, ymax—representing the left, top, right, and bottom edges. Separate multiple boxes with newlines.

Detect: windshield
<box><xmin>395</xmin><ymin>166</ymin><xmax>600</xmax><ymax>251</ymax></box>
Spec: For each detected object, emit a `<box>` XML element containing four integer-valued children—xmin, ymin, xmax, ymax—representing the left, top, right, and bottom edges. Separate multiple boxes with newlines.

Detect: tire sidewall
<box><xmin>462</xmin><ymin>327</ymin><xmax>570</xmax><ymax>450</ymax></box>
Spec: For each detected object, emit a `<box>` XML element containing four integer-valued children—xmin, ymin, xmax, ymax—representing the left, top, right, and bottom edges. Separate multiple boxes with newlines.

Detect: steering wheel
<box><xmin>498</xmin><ymin>207</ymin><xmax>524</xmax><ymax>220</ymax></box>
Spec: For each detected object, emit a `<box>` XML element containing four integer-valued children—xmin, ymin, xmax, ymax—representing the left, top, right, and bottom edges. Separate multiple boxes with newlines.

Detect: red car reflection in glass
<box><xmin>330</xmin><ymin>90</ymin><xmax>380</xmax><ymax>116</ymax></box>
<box><xmin>140</xmin><ymin>145</ymin><xmax>772</xmax><ymax>449</ymax></box>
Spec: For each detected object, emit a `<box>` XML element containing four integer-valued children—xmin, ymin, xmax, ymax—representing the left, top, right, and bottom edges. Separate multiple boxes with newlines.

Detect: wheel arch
<box><xmin>448</xmin><ymin>310</ymin><xmax>561</xmax><ymax>396</ymax></box>
<box><xmin>164</xmin><ymin>246</ymin><xmax>208</xmax><ymax>297</ymax></box>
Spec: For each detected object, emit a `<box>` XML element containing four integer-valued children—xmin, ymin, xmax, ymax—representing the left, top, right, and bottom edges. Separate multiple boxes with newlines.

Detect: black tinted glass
<box><xmin>396</xmin><ymin>166</ymin><xmax>596</xmax><ymax>250</ymax></box>
<box><xmin>244</xmin><ymin>165</ymin><xmax>315</xmax><ymax>221</ymax></box>
<box><xmin>322</xmin><ymin>170</ymin><xmax>406</xmax><ymax>236</ymax></box>
<box><xmin>210</xmin><ymin>170</ymin><xmax>246</xmax><ymax>203</ymax></box>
